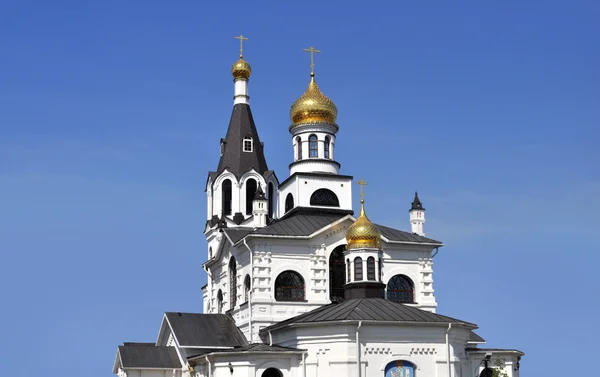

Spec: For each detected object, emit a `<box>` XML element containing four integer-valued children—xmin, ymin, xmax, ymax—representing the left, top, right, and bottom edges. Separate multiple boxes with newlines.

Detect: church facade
<box><xmin>112</xmin><ymin>41</ymin><xmax>523</xmax><ymax>377</ymax></box>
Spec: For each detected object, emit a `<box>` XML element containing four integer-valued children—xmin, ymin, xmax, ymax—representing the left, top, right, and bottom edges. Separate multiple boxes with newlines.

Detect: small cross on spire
<box><xmin>234</xmin><ymin>34</ymin><xmax>248</xmax><ymax>58</ymax></box>
<box><xmin>357</xmin><ymin>179</ymin><xmax>368</xmax><ymax>202</ymax></box>
<box><xmin>303</xmin><ymin>46</ymin><xmax>321</xmax><ymax>77</ymax></box>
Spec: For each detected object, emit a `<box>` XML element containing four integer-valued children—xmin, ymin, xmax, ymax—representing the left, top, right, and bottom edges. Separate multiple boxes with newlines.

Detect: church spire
<box><xmin>215</xmin><ymin>35</ymin><xmax>268</xmax><ymax>178</ymax></box>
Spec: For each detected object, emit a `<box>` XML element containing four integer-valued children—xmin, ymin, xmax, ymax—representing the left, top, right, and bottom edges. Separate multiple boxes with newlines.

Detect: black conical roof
<box><xmin>216</xmin><ymin>104</ymin><xmax>268</xmax><ymax>178</ymax></box>
<box><xmin>410</xmin><ymin>191</ymin><xmax>425</xmax><ymax>211</ymax></box>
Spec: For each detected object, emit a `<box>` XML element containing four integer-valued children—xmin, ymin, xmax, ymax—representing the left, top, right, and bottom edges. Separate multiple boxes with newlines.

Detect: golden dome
<box><xmin>232</xmin><ymin>58</ymin><xmax>251</xmax><ymax>79</ymax></box>
<box><xmin>290</xmin><ymin>76</ymin><xmax>337</xmax><ymax>127</ymax></box>
<box><xmin>346</xmin><ymin>200</ymin><xmax>381</xmax><ymax>250</ymax></box>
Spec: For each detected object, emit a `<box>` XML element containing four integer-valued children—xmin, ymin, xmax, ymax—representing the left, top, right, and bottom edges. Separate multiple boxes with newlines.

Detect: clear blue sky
<box><xmin>0</xmin><ymin>1</ymin><xmax>598</xmax><ymax>376</ymax></box>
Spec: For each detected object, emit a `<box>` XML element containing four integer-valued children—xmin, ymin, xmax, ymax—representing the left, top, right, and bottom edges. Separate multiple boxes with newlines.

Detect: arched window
<box><xmin>209</xmin><ymin>247</ymin><xmax>213</xmax><ymax>259</ymax></box>
<box><xmin>378</xmin><ymin>258</ymin><xmax>383</xmax><ymax>281</ymax></box>
<box><xmin>275</xmin><ymin>270</ymin><xmax>305</xmax><ymax>301</ymax></box>
<box><xmin>243</xmin><ymin>136</ymin><xmax>253</xmax><ymax>152</ymax></box>
<box><xmin>329</xmin><ymin>245</ymin><xmax>346</xmax><ymax>302</ymax></box>
<box><xmin>222</xmin><ymin>179</ymin><xmax>232</xmax><ymax>216</ymax></box>
<box><xmin>310</xmin><ymin>188</ymin><xmax>340</xmax><ymax>207</ymax></box>
<box><xmin>347</xmin><ymin>259</ymin><xmax>351</xmax><ymax>282</ymax></box>
<box><xmin>384</xmin><ymin>361</ymin><xmax>416</xmax><ymax>377</ymax></box>
<box><xmin>367</xmin><ymin>257</ymin><xmax>375</xmax><ymax>281</ymax></box>
<box><xmin>245</xmin><ymin>178</ymin><xmax>257</xmax><ymax>215</ymax></box>
<box><xmin>262</xmin><ymin>368</ymin><xmax>283</xmax><ymax>377</ymax></box>
<box><xmin>296</xmin><ymin>136</ymin><xmax>302</xmax><ymax>160</ymax></box>
<box><xmin>285</xmin><ymin>193</ymin><xmax>294</xmax><ymax>213</ymax></box>
<box><xmin>267</xmin><ymin>182</ymin><xmax>274</xmax><ymax>219</ymax></box>
<box><xmin>216</xmin><ymin>290</ymin><xmax>223</xmax><ymax>314</ymax></box>
<box><xmin>229</xmin><ymin>257</ymin><xmax>237</xmax><ymax>309</ymax></box>
<box><xmin>386</xmin><ymin>275</ymin><xmax>415</xmax><ymax>303</ymax></box>
<box><xmin>324</xmin><ymin>136</ymin><xmax>330</xmax><ymax>159</ymax></box>
<box><xmin>309</xmin><ymin>134</ymin><xmax>318</xmax><ymax>157</ymax></box>
<box><xmin>244</xmin><ymin>274</ymin><xmax>251</xmax><ymax>302</ymax></box>
<box><xmin>354</xmin><ymin>257</ymin><xmax>363</xmax><ymax>281</ymax></box>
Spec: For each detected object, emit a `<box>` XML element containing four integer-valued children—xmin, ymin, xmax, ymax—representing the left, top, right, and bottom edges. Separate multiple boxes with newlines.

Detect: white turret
<box><xmin>252</xmin><ymin>185</ymin><xmax>268</xmax><ymax>228</ymax></box>
<box><xmin>409</xmin><ymin>192</ymin><xmax>425</xmax><ymax>236</ymax></box>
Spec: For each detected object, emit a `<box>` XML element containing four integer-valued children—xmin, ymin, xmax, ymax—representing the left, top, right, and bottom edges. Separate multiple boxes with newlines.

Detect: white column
<box><xmin>234</xmin><ymin>79</ymin><xmax>249</xmax><ymax>105</ymax></box>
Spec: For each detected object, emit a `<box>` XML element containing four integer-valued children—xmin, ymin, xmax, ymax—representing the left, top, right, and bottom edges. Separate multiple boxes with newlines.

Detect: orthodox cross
<box><xmin>303</xmin><ymin>46</ymin><xmax>321</xmax><ymax>76</ymax></box>
<box><xmin>234</xmin><ymin>34</ymin><xmax>248</xmax><ymax>58</ymax></box>
<box><xmin>357</xmin><ymin>179</ymin><xmax>368</xmax><ymax>201</ymax></box>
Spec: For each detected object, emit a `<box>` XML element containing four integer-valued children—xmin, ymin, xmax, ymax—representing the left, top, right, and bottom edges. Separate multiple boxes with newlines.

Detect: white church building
<box><xmin>112</xmin><ymin>40</ymin><xmax>524</xmax><ymax>377</ymax></box>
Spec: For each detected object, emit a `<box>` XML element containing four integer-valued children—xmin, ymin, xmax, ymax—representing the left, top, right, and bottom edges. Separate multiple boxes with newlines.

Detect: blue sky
<box><xmin>0</xmin><ymin>1</ymin><xmax>598</xmax><ymax>376</ymax></box>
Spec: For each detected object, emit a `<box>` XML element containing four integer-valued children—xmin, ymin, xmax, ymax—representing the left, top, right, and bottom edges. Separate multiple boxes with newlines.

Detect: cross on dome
<box><xmin>303</xmin><ymin>46</ymin><xmax>321</xmax><ymax>77</ymax></box>
<box><xmin>234</xmin><ymin>34</ymin><xmax>248</xmax><ymax>58</ymax></box>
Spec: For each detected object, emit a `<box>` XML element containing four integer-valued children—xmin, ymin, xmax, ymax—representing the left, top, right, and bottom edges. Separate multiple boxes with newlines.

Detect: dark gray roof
<box><xmin>222</xmin><ymin>210</ymin><xmax>440</xmax><ymax>245</ymax></box>
<box><xmin>411</xmin><ymin>191</ymin><xmax>425</xmax><ymax>211</ymax></box>
<box><xmin>261</xmin><ymin>298</ymin><xmax>476</xmax><ymax>333</ymax></box>
<box><xmin>216</xmin><ymin>103</ymin><xmax>268</xmax><ymax>178</ymax></box>
<box><xmin>165</xmin><ymin>312</ymin><xmax>248</xmax><ymax>348</ymax></box>
<box><xmin>377</xmin><ymin>224</ymin><xmax>442</xmax><ymax>244</ymax></box>
<box><xmin>188</xmin><ymin>343</ymin><xmax>303</xmax><ymax>360</ymax></box>
<box><xmin>251</xmin><ymin>210</ymin><xmax>347</xmax><ymax>237</ymax></box>
<box><xmin>224</xmin><ymin>228</ymin><xmax>254</xmax><ymax>244</ymax></box>
<box><xmin>118</xmin><ymin>345</ymin><xmax>182</xmax><ymax>369</ymax></box>
<box><xmin>469</xmin><ymin>331</ymin><xmax>485</xmax><ymax>343</ymax></box>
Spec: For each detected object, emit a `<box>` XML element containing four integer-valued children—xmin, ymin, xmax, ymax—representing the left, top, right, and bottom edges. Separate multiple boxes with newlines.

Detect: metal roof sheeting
<box><xmin>165</xmin><ymin>312</ymin><xmax>248</xmax><ymax>348</ymax></box>
<box><xmin>261</xmin><ymin>298</ymin><xmax>476</xmax><ymax>333</ymax></box>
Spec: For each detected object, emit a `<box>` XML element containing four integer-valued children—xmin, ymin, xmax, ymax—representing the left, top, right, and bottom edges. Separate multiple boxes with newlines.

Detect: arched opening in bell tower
<box><xmin>329</xmin><ymin>245</ymin><xmax>346</xmax><ymax>302</ymax></box>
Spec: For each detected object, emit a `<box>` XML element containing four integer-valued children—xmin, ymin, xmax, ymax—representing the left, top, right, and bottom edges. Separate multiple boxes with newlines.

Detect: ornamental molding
<box><xmin>364</xmin><ymin>347</ymin><xmax>392</xmax><ymax>355</ymax></box>
<box><xmin>410</xmin><ymin>347</ymin><xmax>437</xmax><ymax>355</ymax></box>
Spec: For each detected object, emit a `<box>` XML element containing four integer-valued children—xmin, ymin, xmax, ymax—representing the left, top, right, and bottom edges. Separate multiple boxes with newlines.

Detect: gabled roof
<box><xmin>252</xmin><ymin>210</ymin><xmax>349</xmax><ymax>237</ymax></box>
<box><xmin>115</xmin><ymin>344</ymin><xmax>182</xmax><ymax>371</ymax></box>
<box><xmin>216</xmin><ymin>103</ymin><xmax>268</xmax><ymax>179</ymax></box>
<box><xmin>164</xmin><ymin>312</ymin><xmax>248</xmax><ymax>348</ymax></box>
<box><xmin>261</xmin><ymin>298</ymin><xmax>476</xmax><ymax>333</ymax></box>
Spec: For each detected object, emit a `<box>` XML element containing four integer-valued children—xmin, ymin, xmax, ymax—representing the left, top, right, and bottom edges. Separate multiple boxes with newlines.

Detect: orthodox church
<box><xmin>112</xmin><ymin>39</ymin><xmax>524</xmax><ymax>377</ymax></box>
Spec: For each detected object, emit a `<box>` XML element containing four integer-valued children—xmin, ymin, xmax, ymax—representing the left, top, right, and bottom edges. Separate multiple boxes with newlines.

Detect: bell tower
<box><xmin>278</xmin><ymin>46</ymin><xmax>353</xmax><ymax>218</ymax></box>
<box><xmin>205</xmin><ymin>35</ymin><xmax>278</xmax><ymax>251</ymax></box>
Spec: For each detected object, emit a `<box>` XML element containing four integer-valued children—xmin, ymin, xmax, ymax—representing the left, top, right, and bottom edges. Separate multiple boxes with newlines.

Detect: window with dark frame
<box><xmin>347</xmin><ymin>258</ymin><xmax>351</xmax><ymax>282</ymax></box>
<box><xmin>229</xmin><ymin>257</ymin><xmax>237</xmax><ymax>309</ymax></box>
<box><xmin>222</xmin><ymin>179</ymin><xmax>232</xmax><ymax>216</ymax></box>
<box><xmin>386</xmin><ymin>274</ymin><xmax>415</xmax><ymax>303</ymax></box>
<box><xmin>297</xmin><ymin>136</ymin><xmax>302</xmax><ymax>160</ymax></box>
<box><xmin>217</xmin><ymin>290</ymin><xmax>223</xmax><ymax>314</ymax></box>
<box><xmin>309</xmin><ymin>134</ymin><xmax>318</xmax><ymax>157</ymax></box>
<box><xmin>324</xmin><ymin>136</ymin><xmax>330</xmax><ymax>159</ymax></box>
<box><xmin>329</xmin><ymin>245</ymin><xmax>346</xmax><ymax>302</ymax></box>
<box><xmin>244</xmin><ymin>274</ymin><xmax>251</xmax><ymax>302</ymax></box>
<box><xmin>275</xmin><ymin>270</ymin><xmax>305</xmax><ymax>301</ymax></box>
<box><xmin>245</xmin><ymin>178</ymin><xmax>257</xmax><ymax>215</ymax></box>
<box><xmin>354</xmin><ymin>257</ymin><xmax>363</xmax><ymax>281</ymax></box>
<box><xmin>285</xmin><ymin>193</ymin><xmax>294</xmax><ymax>213</ymax></box>
<box><xmin>367</xmin><ymin>257</ymin><xmax>376</xmax><ymax>281</ymax></box>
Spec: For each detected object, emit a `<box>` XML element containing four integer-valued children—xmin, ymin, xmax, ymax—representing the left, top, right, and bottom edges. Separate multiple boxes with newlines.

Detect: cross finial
<box><xmin>303</xmin><ymin>46</ymin><xmax>321</xmax><ymax>77</ymax></box>
<box><xmin>234</xmin><ymin>34</ymin><xmax>248</xmax><ymax>58</ymax></box>
<box><xmin>357</xmin><ymin>179</ymin><xmax>368</xmax><ymax>202</ymax></box>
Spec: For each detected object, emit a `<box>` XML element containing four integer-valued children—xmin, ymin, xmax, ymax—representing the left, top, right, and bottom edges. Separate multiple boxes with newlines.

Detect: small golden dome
<box><xmin>232</xmin><ymin>58</ymin><xmax>251</xmax><ymax>79</ymax></box>
<box><xmin>346</xmin><ymin>200</ymin><xmax>381</xmax><ymax>250</ymax></box>
<box><xmin>290</xmin><ymin>76</ymin><xmax>337</xmax><ymax>127</ymax></box>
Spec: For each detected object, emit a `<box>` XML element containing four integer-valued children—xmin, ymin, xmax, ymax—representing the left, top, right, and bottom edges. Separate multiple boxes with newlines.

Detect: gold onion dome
<box><xmin>290</xmin><ymin>75</ymin><xmax>338</xmax><ymax>127</ymax></box>
<box><xmin>346</xmin><ymin>199</ymin><xmax>381</xmax><ymax>249</ymax></box>
<box><xmin>232</xmin><ymin>57</ymin><xmax>251</xmax><ymax>79</ymax></box>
